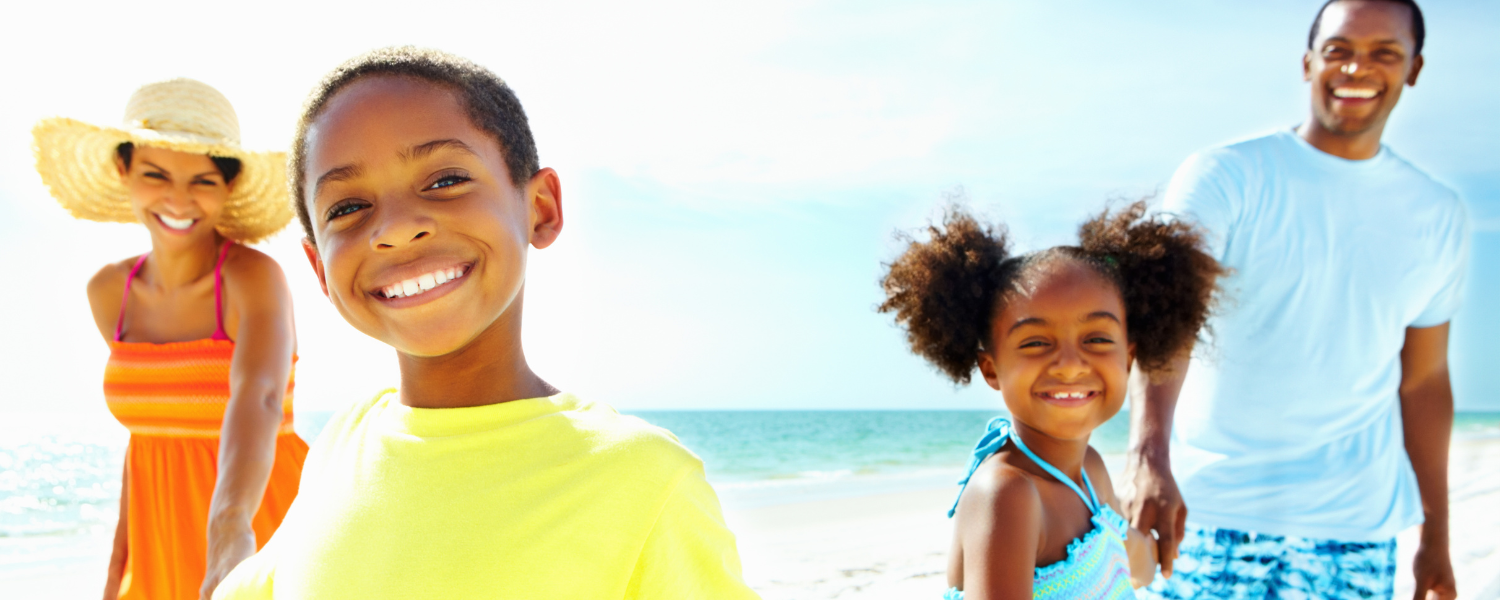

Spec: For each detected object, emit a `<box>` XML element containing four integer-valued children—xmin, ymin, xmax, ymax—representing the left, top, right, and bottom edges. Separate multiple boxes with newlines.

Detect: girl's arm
<box><xmin>102</xmin><ymin>463</ymin><xmax>128</xmax><ymax>600</ymax></box>
<box><xmin>1086</xmin><ymin>448</ymin><xmax>1157</xmax><ymax>588</ymax></box>
<box><xmin>954</xmin><ymin>464</ymin><xmax>1042</xmax><ymax>600</ymax></box>
<box><xmin>200</xmin><ymin>249</ymin><xmax>296</xmax><ymax>600</ymax></box>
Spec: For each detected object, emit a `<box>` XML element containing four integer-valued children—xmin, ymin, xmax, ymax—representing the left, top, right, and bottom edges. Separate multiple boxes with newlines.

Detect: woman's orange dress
<box><xmin>103</xmin><ymin>243</ymin><xmax>308</xmax><ymax>600</ymax></box>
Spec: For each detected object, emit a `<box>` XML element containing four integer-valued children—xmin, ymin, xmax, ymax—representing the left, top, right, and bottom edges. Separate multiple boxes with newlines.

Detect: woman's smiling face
<box><xmin>300</xmin><ymin>75</ymin><xmax>554</xmax><ymax>357</ymax></box>
<box><xmin>118</xmin><ymin>145</ymin><xmax>231</xmax><ymax>245</ymax></box>
<box><xmin>978</xmin><ymin>260</ymin><xmax>1133</xmax><ymax>442</ymax></box>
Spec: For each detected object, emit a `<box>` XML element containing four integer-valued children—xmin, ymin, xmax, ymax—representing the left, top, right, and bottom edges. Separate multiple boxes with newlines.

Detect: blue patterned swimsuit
<box><xmin>944</xmin><ymin>418</ymin><xmax>1136</xmax><ymax>600</ymax></box>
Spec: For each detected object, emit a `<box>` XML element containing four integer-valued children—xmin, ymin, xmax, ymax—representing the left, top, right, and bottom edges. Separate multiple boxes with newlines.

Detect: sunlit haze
<box><xmin>1</xmin><ymin>0</ymin><xmax>1496</xmax><ymax>427</ymax></box>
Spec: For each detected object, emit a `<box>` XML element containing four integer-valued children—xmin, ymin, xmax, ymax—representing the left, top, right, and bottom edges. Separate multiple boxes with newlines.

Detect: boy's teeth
<box><xmin>158</xmin><ymin>215</ymin><xmax>195</xmax><ymax>230</ymax></box>
<box><xmin>380</xmin><ymin>266</ymin><xmax>466</xmax><ymax>299</ymax></box>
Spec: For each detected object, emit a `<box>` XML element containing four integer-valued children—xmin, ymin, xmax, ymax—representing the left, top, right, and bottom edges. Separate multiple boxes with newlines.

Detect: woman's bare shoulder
<box><xmin>84</xmin><ymin>257</ymin><xmax>141</xmax><ymax>338</ymax></box>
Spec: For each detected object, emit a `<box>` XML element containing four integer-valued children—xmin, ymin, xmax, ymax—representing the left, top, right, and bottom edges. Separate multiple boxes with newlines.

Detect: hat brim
<box><xmin>32</xmin><ymin>117</ymin><xmax>293</xmax><ymax>243</ymax></box>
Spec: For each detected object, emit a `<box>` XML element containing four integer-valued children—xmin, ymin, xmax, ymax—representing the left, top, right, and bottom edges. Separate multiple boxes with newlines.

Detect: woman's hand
<box><xmin>1125</xmin><ymin>526</ymin><xmax>1158</xmax><ymax>589</ymax></box>
<box><xmin>200</xmin><ymin>518</ymin><xmax>257</xmax><ymax>599</ymax></box>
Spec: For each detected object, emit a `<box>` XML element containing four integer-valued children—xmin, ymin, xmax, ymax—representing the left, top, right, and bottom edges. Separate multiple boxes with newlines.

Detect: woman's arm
<box><xmin>102</xmin><ymin>463</ymin><xmax>128</xmax><ymax>600</ymax></box>
<box><xmin>954</xmin><ymin>464</ymin><xmax>1042</xmax><ymax>600</ymax></box>
<box><xmin>200</xmin><ymin>249</ymin><xmax>296</xmax><ymax>600</ymax></box>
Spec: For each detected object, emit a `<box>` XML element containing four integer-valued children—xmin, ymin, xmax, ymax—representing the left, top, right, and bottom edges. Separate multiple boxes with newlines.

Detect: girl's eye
<box><xmin>1019</xmin><ymin>340</ymin><xmax>1048</xmax><ymax>349</ymax></box>
<box><xmin>426</xmin><ymin>172</ymin><xmax>472</xmax><ymax>191</ymax></box>
<box><xmin>144</xmin><ymin>172</ymin><xmax>168</xmax><ymax>181</ymax></box>
<box><xmin>1086</xmin><ymin>336</ymin><xmax>1115</xmax><ymax>344</ymax></box>
<box><xmin>193</xmin><ymin>178</ymin><xmax>219</xmax><ymax>186</ymax></box>
<box><xmin>326</xmin><ymin>201</ymin><xmax>368</xmax><ymax>221</ymax></box>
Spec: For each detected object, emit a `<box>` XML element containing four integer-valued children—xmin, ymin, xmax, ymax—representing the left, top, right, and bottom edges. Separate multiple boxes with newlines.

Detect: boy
<box><xmin>212</xmin><ymin>47</ymin><xmax>759</xmax><ymax>599</ymax></box>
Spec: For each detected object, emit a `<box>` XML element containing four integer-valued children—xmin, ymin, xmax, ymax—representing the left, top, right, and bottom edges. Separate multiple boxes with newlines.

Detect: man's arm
<box><xmin>1122</xmin><ymin>356</ymin><xmax>1190</xmax><ymax>578</ymax></box>
<box><xmin>1399</xmin><ymin>324</ymin><xmax>1457</xmax><ymax>600</ymax></box>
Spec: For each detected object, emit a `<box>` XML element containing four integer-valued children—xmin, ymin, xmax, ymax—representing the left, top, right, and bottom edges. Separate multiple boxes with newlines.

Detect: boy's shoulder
<box><xmin>549</xmin><ymin>394</ymin><xmax>702</xmax><ymax>472</ymax></box>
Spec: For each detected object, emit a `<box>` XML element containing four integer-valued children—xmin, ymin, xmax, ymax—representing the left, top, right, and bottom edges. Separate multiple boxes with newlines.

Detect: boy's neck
<box><xmin>396</xmin><ymin>302</ymin><xmax>557</xmax><ymax>409</ymax></box>
<box><xmin>1011</xmin><ymin>420</ymin><xmax>1089</xmax><ymax>483</ymax></box>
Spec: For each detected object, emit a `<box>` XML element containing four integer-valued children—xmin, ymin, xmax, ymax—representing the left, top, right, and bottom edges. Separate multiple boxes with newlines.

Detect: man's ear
<box><xmin>301</xmin><ymin>237</ymin><xmax>330</xmax><ymax>299</ymax></box>
<box><xmin>978</xmin><ymin>351</ymin><xmax>1002</xmax><ymax>392</ymax></box>
<box><xmin>1302</xmin><ymin>50</ymin><xmax>1315</xmax><ymax>82</ymax></box>
<box><xmin>526</xmin><ymin>167</ymin><xmax>563</xmax><ymax>250</ymax></box>
<box><xmin>1407</xmin><ymin>54</ymin><xmax>1424</xmax><ymax>86</ymax></box>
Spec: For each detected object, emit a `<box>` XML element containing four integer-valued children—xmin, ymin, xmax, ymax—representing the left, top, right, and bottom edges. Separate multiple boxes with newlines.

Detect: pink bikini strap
<box><xmin>114</xmin><ymin>254</ymin><xmax>152</xmax><ymax>342</ymax></box>
<box><xmin>212</xmin><ymin>240</ymin><xmax>234</xmax><ymax>341</ymax></box>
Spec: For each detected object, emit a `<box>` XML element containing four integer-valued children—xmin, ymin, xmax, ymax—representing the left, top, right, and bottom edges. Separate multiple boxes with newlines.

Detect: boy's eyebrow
<box><xmin>1008</xmin><ymin>317</ymin><xmax>1046</xmax><ymax>334</ymax></box>
<box><xmin>402</xmin><ymin>139</ymin><xmax>479</xmax><ymax>162</ymax></box>
<box><xmin>313</xmin><ymin>164</ymin><xmax>364</xmax><ymax>198</ymax></box>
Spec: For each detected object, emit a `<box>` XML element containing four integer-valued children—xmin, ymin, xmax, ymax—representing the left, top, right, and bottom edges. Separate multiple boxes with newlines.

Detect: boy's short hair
<box><xmin>291</xmin><ymin>46</ymin><xmax>540</xmax><ymax>240</ymax></box>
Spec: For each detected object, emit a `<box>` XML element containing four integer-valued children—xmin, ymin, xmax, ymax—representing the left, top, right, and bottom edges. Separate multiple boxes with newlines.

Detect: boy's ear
<box><xmin>526</xmin><ymin>167</ymin><xmax>563</xmax><ymax>250</ymax></box>
<box><xmin>301</xmin><ymin>237</ymin><xmax>330</xmax><ymax>299</ymax></box>
<box><xmin>114</xmin><ymin>154</ymin><xmax>129</xmax><ymax>181</ymax></box>
<box><xmin>978</xmin><ymin>351</ymin><xmax>1002</xmax><ymax>392</ymax></box>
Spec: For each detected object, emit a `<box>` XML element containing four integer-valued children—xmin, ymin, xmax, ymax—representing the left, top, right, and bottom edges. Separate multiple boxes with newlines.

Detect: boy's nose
<box><xmin>371</xmin><ymin>205</ymin><xmax>437</xmax><ymax>250</ymax></box>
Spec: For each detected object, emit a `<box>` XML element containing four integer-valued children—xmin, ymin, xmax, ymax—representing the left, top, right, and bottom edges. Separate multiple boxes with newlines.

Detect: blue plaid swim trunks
<box><xmin>1140</xmin><ymin>525</ymin><xmax>1397</xmax><ymax>600</ymax></box>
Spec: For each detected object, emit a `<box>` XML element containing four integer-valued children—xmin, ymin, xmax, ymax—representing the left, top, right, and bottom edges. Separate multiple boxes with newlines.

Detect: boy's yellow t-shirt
<box><xmin>214</xmin><ymin>390</ymin><xmax>759</xmax><ymax>599</ymax></box>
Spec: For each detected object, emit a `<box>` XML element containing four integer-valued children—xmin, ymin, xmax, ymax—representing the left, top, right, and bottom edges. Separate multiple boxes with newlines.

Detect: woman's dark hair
<box><xmin>115</xmin><ymin>142</ymin><xmax>243</xmax><ymax>184</ymax></box>
<box><xmin>878</xmin><ymin>201</ymin><xmax>1225</xmax><ymax>385</ymax></box>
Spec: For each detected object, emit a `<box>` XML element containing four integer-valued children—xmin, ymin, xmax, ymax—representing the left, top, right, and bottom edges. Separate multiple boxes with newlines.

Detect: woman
<box><xmin>33</xmin><ymin>78</ymin><xmax>308</xmax><ymax>600</ymax></box>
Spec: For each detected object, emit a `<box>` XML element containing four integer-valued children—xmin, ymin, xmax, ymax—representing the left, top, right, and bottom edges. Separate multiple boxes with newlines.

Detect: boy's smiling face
<box><xmin>301</xmin><ymin>75</ymin><xmax>561</xmax><ymax>357</ymax></box>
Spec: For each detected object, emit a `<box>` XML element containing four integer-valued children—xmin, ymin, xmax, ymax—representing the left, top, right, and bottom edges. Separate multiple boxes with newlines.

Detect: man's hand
<box><xmin>1411</xmin><ymin>535</ymin><xmax>1456</xmax><ymax>600</ymax></box>
<box><xmin>1124</xmin><ymin>359</ymin><xmax>1191</xmax><ymax>578</ymax></box>
<box><xmin>1122</xmin><ymin>454</ymin><xmax>1187</xmax><ymax>578</ymax></box>
<box><xmin>200</xmin><ymin>519</ymin><xmax>256</xmax><ymax>600</ymax></box>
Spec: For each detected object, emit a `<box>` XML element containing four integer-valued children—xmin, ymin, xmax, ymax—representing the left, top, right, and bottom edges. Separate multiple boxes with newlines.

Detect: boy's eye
<box><xmin>425</xmin><ymin>172</ymin><xmax>472</xmax><ymax>191</ymax></box>
<box><xmin>193</xmin><ymin>178</ymin><xmax>219</xmax><ymax>186</ymax></box>
<box><xmin>326</xmin><ymin>201</ymin><xmax>368</xmax><ymax>221</ymax></box>
<box><xmin>144</xmin><ymin>171</ymin><xmax>168</xmax><ymax>181</ymax></box>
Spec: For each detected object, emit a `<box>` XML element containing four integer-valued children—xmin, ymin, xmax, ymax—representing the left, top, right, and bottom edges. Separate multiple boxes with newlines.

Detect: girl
<box><xmin>32</xmin><ymin>78</ymin><xmax>308</xmax><ymax>600</ymax></box>
<box><xmin>878</xmin><ymin>201</ymin><xmax>1223</xmax><ymax>599</ymax></box>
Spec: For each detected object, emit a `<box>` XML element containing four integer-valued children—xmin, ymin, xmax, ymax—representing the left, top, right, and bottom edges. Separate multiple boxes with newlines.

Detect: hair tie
<box><xmin>1103</xmin><ymin>255</ymin><xmax>1118</xmax><ymax>267</ymax></box>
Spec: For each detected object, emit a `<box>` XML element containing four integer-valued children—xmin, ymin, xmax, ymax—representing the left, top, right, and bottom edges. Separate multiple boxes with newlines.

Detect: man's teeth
<box><xmin>381</xmin><ymin>266</ymin><xmax>466</xmax><ymax>299</ymax></box>
<box><xmin>1332</xmin><ymin>87</ymin><xmax>1378</xmax><ymax>99</ymax></box>
<box><xmin>158</xmin><ymin>215</ymin><xmax>195</xmax><ymax>230</ymax></box>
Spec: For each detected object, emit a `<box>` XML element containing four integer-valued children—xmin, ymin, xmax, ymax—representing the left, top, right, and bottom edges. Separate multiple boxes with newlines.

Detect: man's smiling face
<box><xmin>301</xmin><ymin>75</ymin><xmax>544</xmax><ymax>357</ymax></box>
<box><xmin>1304</xmin><ymin>0</ymin><xmax>1423</xmax><ymax>136</ymax></box>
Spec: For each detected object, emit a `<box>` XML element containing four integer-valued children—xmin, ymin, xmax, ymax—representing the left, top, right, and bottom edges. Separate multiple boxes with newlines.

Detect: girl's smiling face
<box><xmin>117</xmin><ymin>145</ymin><xmax>231</xmax><ymax>246</ymax></box>
<box><xmin>300</xmin><ymin>75</ymin><xmax>561</xmax><ymax>357</ymax></box>
<box><xmin>978</xmin><ymin>260</ymin><xmax>1133</xmax><ymax>442</ymax></box>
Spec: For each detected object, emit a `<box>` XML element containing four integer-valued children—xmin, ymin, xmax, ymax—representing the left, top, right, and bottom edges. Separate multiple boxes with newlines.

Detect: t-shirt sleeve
<box><xmin>1162</xmin><ymin>149</ymin><xmax>1246</xmax><ymax>261</ymax></box>
<box><xmin>210</xmin><ymin>549</ymin><xmax>275</xmax><ymax>600</ymax></box>
<box><xmin>624</xmin><ymin>464</ymin><xmax>759</xmax><ymax>600</ymax></box>
<box><xmin>1411</xmin><ymin>199</ymin><xmax>1471</xmax><ymax>328</ymax></box>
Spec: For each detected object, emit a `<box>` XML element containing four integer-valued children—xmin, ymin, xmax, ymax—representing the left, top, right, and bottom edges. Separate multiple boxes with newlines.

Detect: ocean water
<box><xmin>1</xmin><ymin>409</ymin><xmax>1497</xmax><ymax>572</ymax></box>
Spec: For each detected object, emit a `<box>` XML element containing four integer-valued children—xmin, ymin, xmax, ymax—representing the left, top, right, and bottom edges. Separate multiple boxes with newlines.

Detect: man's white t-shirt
<box><xmin>1163</xmin><ymin>129</ymin><xmax>1469</xmax><ymax>541</ymax></box>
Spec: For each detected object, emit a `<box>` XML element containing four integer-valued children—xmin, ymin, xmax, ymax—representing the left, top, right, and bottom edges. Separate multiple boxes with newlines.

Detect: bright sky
<box><xmin>0</xmin><ymin>0</ymin><xmax>1496</xmax><ymax>423</ymax></box>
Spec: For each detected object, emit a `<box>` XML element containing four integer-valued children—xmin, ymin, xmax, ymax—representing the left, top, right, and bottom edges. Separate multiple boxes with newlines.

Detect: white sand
<box><xmin>731</xmin><ymin>439</ymin><xmax>1500</xmax><ymax>600</ymax></box>
<box><xmin>5</xmin><ymin>441</ymin><xmax>1498</xmax><ymax>600</ymax></box>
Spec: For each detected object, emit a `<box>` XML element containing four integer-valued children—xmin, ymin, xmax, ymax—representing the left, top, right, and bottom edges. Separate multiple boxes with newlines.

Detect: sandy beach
<box><xmin>729</xmin><ymin>439</ymin><xmax>1500</xmax><ymax>600</ymax></box>
<box><xmin>4</xmin><ymin>440</ymin><xmax>1498</xmax><ymax>599</ymax></box>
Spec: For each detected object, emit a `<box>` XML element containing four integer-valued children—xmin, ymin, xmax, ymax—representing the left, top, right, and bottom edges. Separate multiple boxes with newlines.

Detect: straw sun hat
<box><xmin>32</xmin><ymin>78</ymin><xmax>292</xmax><ymax>243</ymax></box>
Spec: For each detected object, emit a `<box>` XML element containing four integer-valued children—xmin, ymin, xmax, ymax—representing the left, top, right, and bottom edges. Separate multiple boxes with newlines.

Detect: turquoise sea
<box><xmin>2</xmin><ymin>410</ymin><xmax>1498</xmax><ymax>574</ymax></box>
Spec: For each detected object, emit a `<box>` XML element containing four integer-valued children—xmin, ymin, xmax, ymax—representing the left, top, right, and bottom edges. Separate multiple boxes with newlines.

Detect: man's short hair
<box><xmin>1308</xmin><ymin>0</ymin><xmax>1425</xmax><ymax>56</ymax></box>
<box><xmin>291</xmin><ymin>47</ymin><xmax>540</xmax><ymax>240</ymax></box>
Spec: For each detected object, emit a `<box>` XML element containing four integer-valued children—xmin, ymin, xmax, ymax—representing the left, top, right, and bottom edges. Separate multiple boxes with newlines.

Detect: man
<box><xmin>1125</xmin><ymin>1</ymin><xmax>1467</xmax><ymax>599</ymax></box>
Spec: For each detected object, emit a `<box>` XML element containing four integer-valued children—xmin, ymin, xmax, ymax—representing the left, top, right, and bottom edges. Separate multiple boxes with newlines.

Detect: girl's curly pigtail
<box><xmin>879</xmin><ymin>206</ymin><xmax>1012</xmax><ymax>385</ymax></box>
<box><xmin>1078</xmin><ymin>201</ymin><xmax>1226</xmax><ymax>377</ymax></box>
